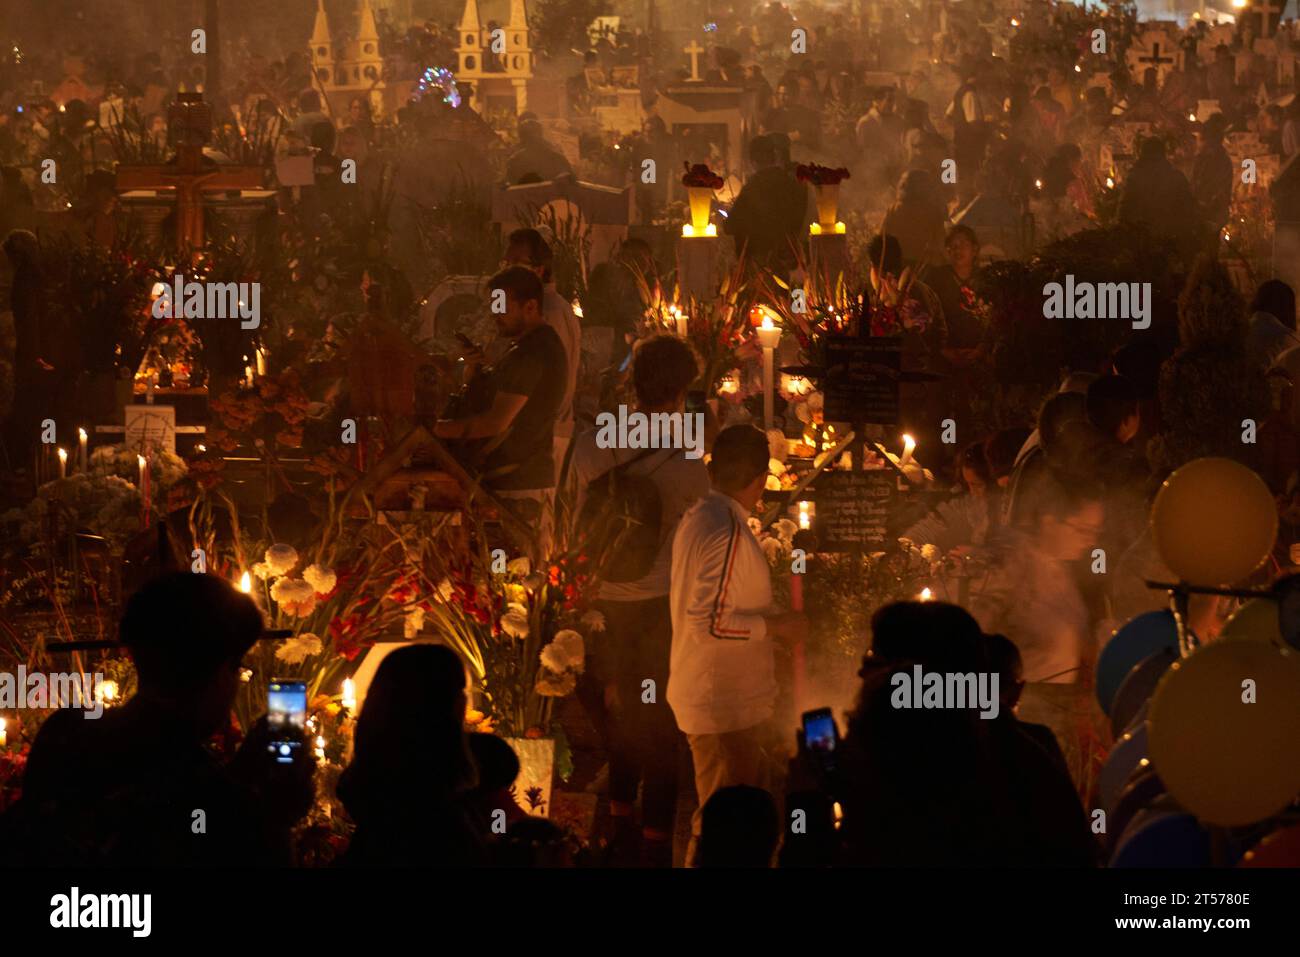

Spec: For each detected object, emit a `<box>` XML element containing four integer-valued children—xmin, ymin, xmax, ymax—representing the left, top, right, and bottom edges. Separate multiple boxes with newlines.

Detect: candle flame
<box><xmin>78</xmin><ymin>427</ymin><xmax>88</xmax><ymax>441</ymax></box>
<box><xmin>919</xmin><ymin>587</ymin><xmax>933</xmax><ymax>602</ymax></box>
<box><xmin>57</xmin><ymin>447</ymin><xmax>67</xmax><ymax>463</ymax></box>
<box><xmin>239</xmin><ymin>571</ymin><xmax>252</xmax><ymax>593</ymax></box>
<box><xmin>760</xmin><ymin>315</ymin><xmax>776</xmax><ymax>330</ymax></box>
<box><xmin>902</xmin><ymin>434</ymin><xmax>916</xmax><ymax>451</ymax></box>
<box><xmin>342</xmin><ymin>677</ymin><xmax>357</xmax><ymax>711</ymax></box>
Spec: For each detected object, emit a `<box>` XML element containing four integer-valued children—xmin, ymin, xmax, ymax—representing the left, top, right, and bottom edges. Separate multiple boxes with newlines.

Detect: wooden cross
<box><xmin>115</xmin><ymin>93</ymin><xmax>265</xmax><ymax>251</ymax></box>
<box><xmin>1253</xmin><ymin>0</ymin><xmax>1283</xmax><ymax>38</ymax></box>
<box><xmin>684</xmin><ymin>40</ymin><xmax>705</xmax><ymax>82</ymax></box>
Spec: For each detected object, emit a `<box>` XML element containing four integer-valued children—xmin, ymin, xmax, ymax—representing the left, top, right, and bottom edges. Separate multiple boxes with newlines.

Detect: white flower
<box><xmin>263</xmin><ymin>543</ymin><xmax>299</xmax><ymax>577</ymax></box>
<box><xmin>507</xmin><ymin>556</ymin><xmax>531</xmax><ymax>578</ymax></box>
<box><xmin>436</xmin><ymin>577</ymin><xmax>454</xmax><ymax>601</ymax></box>
<box><xmin>302</xmin><ymin>563</ymin><xmax>337</xmax><ymax>595</ymax></box>
<box><xmin>760</xmin><ymin>536</ymin><xmax>785</xmax><ymax>563</ymax></box>
<box><xmin>764</xmin><ymin>474</ymin><xmax>782</xmax><ymax>491</ymax></box>
<box><xmin>767</xmin><ymin>429</ymin><xmax>789</xmax><ymax>464</ymax></box>
<box><xmin>500</xmin><ymin>603</ymin><xmax>530</xmax><ymax>639</ymax></box>
<box><xmin>404</xmin><ymin>607</ymin><xmax>426</xmax><ymax>638</ymax></box>
<box><xmin>773</xmin><ymin>518</ymin><xmax>798</xmax><ymax>544</ymax></box>
<box><xmin>270</xmin><ymin>576</ymin><xmax>317</xmax><ymax>616</ymax></box>
<box><xmin>747</xmin><ymin>516</ymin><xmax>763</xmax><ymax>536</ymax></box>
<box><xmin>275</xmin><ymin>632</ymin><xmax>322</xmax><ymax>664</ymax></box>
<box><xmin>580</xmin><ymin>609</ymin><xmax>606</xmax><ymax>633</ymax></box>
<box><xmin>768</xmin><ymin>457</ymin><xmax>786</xmax><ymax>476</ymax></box>
<box><xmin>540</xmin><ymin>629</ymin><xmax>586</xmax><ymax>673</ymax></box>
<box><xmin>535</xmin><ymin>670</ymin><xmax>577</xmax><ymax>697</ymax></box>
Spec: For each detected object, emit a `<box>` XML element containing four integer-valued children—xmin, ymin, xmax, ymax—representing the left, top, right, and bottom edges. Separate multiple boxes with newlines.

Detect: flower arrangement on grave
<box><xmin>682</xmin><ymin>162</ymin><xmax>725</xmax><ymax>233</ymax></box>
<box><xmin>639</xmin><ymin>255</ymin><xmax>755</xmax><ymax>395</ymax></box>
<box><xmin>797</xmin><ymin>164</ymin><xmax>851</xmax><ymax>228</ymax></box>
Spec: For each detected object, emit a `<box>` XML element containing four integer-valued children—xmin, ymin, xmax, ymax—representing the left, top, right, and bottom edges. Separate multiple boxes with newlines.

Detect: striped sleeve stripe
<box><xmin>710</xmin><ymin>518</ymin><xmax>750</xmax><ymax>640</ymax></box>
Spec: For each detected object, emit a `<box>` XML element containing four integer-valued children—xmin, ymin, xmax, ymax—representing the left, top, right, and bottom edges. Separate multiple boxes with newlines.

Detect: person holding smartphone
<box><xmin>0</xmin><ymin>573</ymin><xmax>315</xmax><ymax>866</ymax></box>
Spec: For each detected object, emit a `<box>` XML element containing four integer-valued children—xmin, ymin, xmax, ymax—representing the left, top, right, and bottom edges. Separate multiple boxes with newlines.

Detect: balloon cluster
<box><xmin>414</xmin><ymin>66</ymin><xmax>461</xmax><ymax>109</ymax></box>
<box><xmin>1092</xmin><ymin>458</ymin><xmax>1300</xmax><ymax>866</ymax></box>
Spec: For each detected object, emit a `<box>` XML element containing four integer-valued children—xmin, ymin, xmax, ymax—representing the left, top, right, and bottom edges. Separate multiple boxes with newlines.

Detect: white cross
<box><xmin>684</xmin><ymin>40</ymin><xmax>705</xmax><ymax>82</ymax></box>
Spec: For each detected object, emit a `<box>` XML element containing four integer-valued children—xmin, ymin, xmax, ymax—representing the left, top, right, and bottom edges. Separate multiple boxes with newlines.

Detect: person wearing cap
<box><xmin>1191</xmin><ymin>111</ymin><xmax>1232</xmax><ymax>238</ymax></box>
<box><xmin>0</xmin><ymin>573</ymin><xmax>315</xmax><ymax>866</ymax></box>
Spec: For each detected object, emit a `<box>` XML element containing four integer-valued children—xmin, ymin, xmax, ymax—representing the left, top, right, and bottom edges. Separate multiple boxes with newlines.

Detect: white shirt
<box><xmin>667</xmin><ymin>491</ymin><xmax>776</xmax><ymax>735</ymax></box>
<box><xmin>571</xmin><ymin>435</ymin><xmax>710</xmax><ymax>601</ymax></box>
<box><xmin>543</xmin><ymin>284</ymin><xmax>581</xmax><ymax>439</ymax></box>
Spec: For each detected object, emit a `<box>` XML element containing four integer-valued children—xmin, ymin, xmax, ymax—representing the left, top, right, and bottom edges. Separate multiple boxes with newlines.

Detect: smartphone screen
<box><xmin>267</xmin><ymin>680</ymin><xmax>307</xmax><ymax>764</ymax></box>
<box><xmin>802</xmin><ymin>708</ymin><xmax>838</xmax><ymax>756</ymax></box>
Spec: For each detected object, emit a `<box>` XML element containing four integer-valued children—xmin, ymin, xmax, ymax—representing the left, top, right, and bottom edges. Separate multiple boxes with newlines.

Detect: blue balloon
<box><xmin>1098</xmin><ymin>722</ymin><xmax>1149</xmax><ymax>813</ymax></box>
<box><xmin>1096</xmin><ymin>610</ymin><xmax>1179</xmax><ymax>714</ymax></box>
<box><xmin>1111</xmin><ymin>812</ymin><xmax>1212</xmax><ymax>868</ymax></box>
<box><xmin>1110</xmin><ymin>647</ymin><xmax>1179</xmax><ymax>736</ymax></box>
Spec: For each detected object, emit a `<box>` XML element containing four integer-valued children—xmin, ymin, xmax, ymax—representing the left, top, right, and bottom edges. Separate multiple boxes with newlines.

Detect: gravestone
<box><xmin>1126</xmin><ymin>33</ymin><xmax>1182</xmax><ymax>86</ymax></box>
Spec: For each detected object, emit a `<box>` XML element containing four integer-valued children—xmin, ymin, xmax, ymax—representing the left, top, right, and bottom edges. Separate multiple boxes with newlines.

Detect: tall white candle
<box><xmin>755</xmin><ymin>316</ymin><xmax>782</xmax><ymax>432</ymax></box>
<box><xmin>57</xmin><ymin>447</ymin><xmax>67</xmax><ymax>479</ymax></box>
<box><xmin>78</xmin><ymin>428</ymin><xmax>88</xmax><ymax>473</ymax></box>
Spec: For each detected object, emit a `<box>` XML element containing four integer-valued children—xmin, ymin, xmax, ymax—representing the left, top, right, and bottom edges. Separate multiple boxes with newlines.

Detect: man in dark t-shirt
<box><xmin>436</xmin><ymin>267</ymin><xmax>567</xmax><ymax>492</ymax></box>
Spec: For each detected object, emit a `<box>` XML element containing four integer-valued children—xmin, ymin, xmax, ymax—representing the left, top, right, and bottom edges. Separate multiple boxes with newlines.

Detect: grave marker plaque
<box><xmin>822</xmin><ymin>338</ymin><xmax>902</xmax><ymax>424</ymax></box>
<box><xmin>814</xmin><ymin>469</ymin><xmax>896</xmax><ymax>551</ymax></box>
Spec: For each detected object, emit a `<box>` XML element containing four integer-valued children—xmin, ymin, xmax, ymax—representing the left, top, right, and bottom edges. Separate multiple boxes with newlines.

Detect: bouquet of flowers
<box><xmin>681</xmin><ymin>162</ymin><xmax>726</xmax><ymax>189</ymax></box>
<box><xmin>795</xmin><ymin>163</ymin><xmax>851</xmax><ymax>186</ymax></box>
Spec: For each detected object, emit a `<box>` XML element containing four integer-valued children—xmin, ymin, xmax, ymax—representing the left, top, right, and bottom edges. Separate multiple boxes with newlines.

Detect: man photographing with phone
<box><xmin>667</xmin><ymin>424</ymin><xmax>808</xmax><ymax>862</ymax></box>
<box><xmin>1</xmin><ymin>573</ymin><xmax>315</xmax><ymax>866</ymax></box>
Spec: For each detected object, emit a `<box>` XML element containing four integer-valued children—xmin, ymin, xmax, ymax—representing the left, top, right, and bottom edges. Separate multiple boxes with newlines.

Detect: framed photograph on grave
<box><xmin>822</xmin><ymin>337</ymin><xmax>902</xmax><ymax>424</ymax></box>
<box><xmin>124</xmin><ymin>405</ymin><xmax>177</xmax><ymax>453</ymax></box>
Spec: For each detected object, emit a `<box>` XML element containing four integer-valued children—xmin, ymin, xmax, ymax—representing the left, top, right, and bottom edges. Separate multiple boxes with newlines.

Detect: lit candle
<box><xmin>57</xmin><ymin>447</ymin><xmax>67</xmax><ymax>478</ymax></box>
<box><xmin>255</xmin><ymin>348</ymin><xmax>267</xmax><ymax>377</ymax></box>
<box><xmin>342</xmin><ymin>677</ymin><xmax>357</xmax><ymax>712</ymax></box>
<box><xmin>919</xmin><ymin>587</ymin><xmax>933</xmax><ymax>602</ymax></box>
<box><xmin>238</xmin><ymin>571</ymin><xmax>252</xmax><ymax>593</ymax></box>
<box><xmin>96</xmin><ymin>680</ymin><xmax>118</xmax><ymax>706</ymax></box>
<box><xmin>900</xmin><ymin>434</ymin><xmax>916</xmax><ymax>467</ymax></box>
<box><xmin>755</xmin><ymin>315</ymin><xmax>782</xmax><ymax>432</ymax></box>
<box><xmin>137</xmin><ymin>454</ymin><xmax>146</xmax><ymax>489</ymax></box>
<box><xmin>78</xmin><ymin>428</ymin><xmax>88</xmax><ymax>473</ymax></box>
<box><xmin>0</xmin><ymin>715</ymin><xmax>6</xmax><ymax>747</ymax></box>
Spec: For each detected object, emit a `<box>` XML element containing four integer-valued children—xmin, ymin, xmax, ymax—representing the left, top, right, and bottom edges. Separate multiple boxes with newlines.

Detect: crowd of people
<box><xmin>2</xmin><ymin>0</ymin><xmax>1300</xmax><ymax>869</ymax></box>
